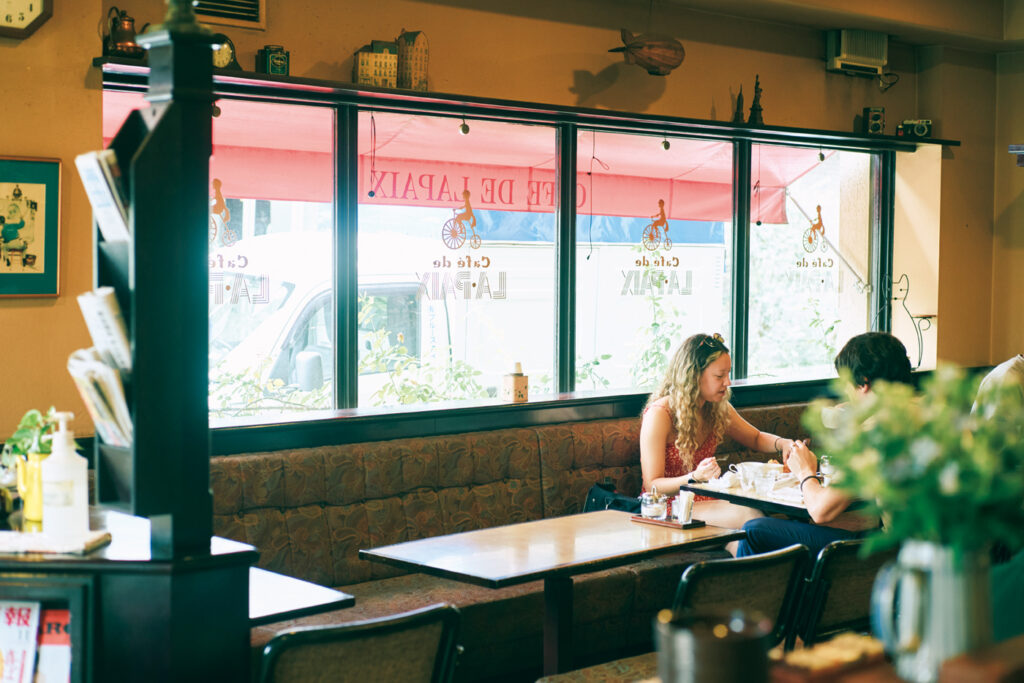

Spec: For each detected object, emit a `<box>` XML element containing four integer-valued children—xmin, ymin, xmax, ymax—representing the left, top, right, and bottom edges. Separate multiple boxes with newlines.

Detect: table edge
<box><xmin>358</xmin><ymin>528</ymin><xmax>746</xmax><ymax>588</ymax></box>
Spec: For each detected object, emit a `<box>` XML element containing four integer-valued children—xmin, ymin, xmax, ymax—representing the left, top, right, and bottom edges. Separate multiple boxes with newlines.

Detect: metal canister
<box><xmin>256</xmin><ymin>45</ymin><xmax>290</xmax><ymax>76</ymax></box>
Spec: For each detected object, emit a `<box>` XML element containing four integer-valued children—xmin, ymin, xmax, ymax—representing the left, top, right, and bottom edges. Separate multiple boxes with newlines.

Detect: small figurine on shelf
<box><xmin>501</xmin><ymin>363</ymin><xmax>529</xmax><ymax>403</ymax></box>
<box><xmin>748</xmin><ymin>74</ymin><xmax>764</xmax><ymax>126</ymax></box>
<box><xmin>732</xmin><ymin>85</ymin><xmax>745</xmax><ymax>124</ymax></box>
<box><xmin>103</xmin><ymin>6</ymin><xmax>148</xmax><ymax>59</ymax></box>
<box><xmin>353</xmin><ymin>40</ymin><xmax>399</xmax><ymax>88</ymax></box>
<box><xmin>396</xmin><ymin>29</ymin><xmax>429</xmax><ymax>90</ymax></box>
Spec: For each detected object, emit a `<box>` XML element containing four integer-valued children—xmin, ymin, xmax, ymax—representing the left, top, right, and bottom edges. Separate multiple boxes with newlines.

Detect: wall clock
<box><xmin>0</xmin><ymin>0</ymin><xmax>52</xmax><ymax>39</ymax></box>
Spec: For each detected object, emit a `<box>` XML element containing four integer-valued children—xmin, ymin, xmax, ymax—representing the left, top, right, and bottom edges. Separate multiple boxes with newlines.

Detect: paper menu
<box><xmin>0</xmin><ymin>601</ymin><xmax>41</xmax><ymax>683</ymax></box>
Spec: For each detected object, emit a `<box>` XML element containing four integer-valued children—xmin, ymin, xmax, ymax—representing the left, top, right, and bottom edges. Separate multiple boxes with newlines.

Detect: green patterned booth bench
<box><xmin>210</xmin><ymin>402</ymin><xmax>809</xmax><ymax>682</ymax></box>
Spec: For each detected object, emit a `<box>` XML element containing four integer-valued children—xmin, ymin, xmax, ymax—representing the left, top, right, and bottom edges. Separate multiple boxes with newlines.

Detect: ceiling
<box><xmin>662</xmin><ymin>0</ymin><xmax>1024</xmax><ymax>52</ymax></box>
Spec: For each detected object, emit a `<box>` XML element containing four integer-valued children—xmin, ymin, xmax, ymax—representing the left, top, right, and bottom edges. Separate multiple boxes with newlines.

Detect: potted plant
<box><xmin>4</xmin><ymin>407</ymin><xmax>60</xmax><ymax>460</ymax></box>
<box><xmin>3</xmin><ymin>407</ymin><xmax>61</xmax><ymax>524</ymax></box>
<box><xmin>802</xmin><ymin>366</ymin><xmax>1024</xmax><ymax>682</ymax></box>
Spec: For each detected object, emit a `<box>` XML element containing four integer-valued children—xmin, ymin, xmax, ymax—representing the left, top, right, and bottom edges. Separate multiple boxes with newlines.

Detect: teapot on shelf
<box><xmin>103</xmin><ymin>6</ymin><xmax>149</xmax><ymax>59</ymax></box>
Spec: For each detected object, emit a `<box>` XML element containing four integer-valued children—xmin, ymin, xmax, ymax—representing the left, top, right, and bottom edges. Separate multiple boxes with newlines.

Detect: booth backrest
<box><xmin>211</xmin><ymin>403</ymin><xmax>810</xmax><ymax>586</ymax></box>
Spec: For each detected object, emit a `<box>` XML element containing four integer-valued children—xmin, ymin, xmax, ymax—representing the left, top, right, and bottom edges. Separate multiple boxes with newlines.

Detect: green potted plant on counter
<box><xmin>802</xmin><ymin>366</ymin><xmax>1024</xmax><ymax>683</ymax></box>
<box><xmin>4</xmin><ymin>407</ymin><xmax>61</xmax><ymax>527</ymax></box>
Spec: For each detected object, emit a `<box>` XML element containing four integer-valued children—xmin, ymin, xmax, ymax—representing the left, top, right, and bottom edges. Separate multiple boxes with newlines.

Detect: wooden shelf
<box><xmin>93</xmin><ymin>57</ymin><xmax>960</xmax><ymax>152</ymax></box>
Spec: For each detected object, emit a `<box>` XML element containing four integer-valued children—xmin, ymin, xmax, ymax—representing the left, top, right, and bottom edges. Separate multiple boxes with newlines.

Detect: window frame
<box><xmin>97</xmin><ymin>62</ymin><xmax>946</xmax><ymax>454</ymax></box>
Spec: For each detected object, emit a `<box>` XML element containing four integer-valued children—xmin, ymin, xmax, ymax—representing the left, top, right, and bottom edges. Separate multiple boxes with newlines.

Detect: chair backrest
<box><xmin>672</xmin><ymin>544</ymin><xmax>811</xmax><ymax>647</ymax></box>
<box><xmin>259</xmin><ymin>603</ymin><xmax>462</xmax><ymax>683</ymax></box>
<box><xmin>794</xmin><ymin>539</ymin><xmax>898</xmax><ymax>647</ymax></box>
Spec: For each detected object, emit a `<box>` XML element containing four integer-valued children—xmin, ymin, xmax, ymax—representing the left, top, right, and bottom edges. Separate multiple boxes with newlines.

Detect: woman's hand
<box><xmin>785</xmin><ymin>440</ymin><xmax>817</xmax><ymax>481</ymax></box>
<box><xmin>691</xmin><ymin>456</ymin><xmax>721</xmax><ymax>482</ymax></box>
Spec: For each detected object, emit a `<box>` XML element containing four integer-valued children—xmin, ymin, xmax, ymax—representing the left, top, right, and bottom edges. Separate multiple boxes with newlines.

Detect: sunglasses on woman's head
<box><xmin>699</xmin><ymin>333</ymin><xmax>726</xmax><ymax>350</ymax></box>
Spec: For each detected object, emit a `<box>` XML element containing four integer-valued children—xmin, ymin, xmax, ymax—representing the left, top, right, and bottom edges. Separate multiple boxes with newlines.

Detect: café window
<box><xmin>575</xmin><ymin>131</ymin><xmax>734</xmax><ymax>392</ymax></box>
<box><xmin>103</xmin><ymin>92</ymin><xmax>337</xmax><ymax>421</ymax></box>
<box><xmin>746</xmin><ymin>144</ymin><xmax>874</xmax><ymax>381</ymax></box>
<box><xmin>356</xmin><ymin>112</ymin><xmax>557</xmax><ymax>407</ymax></box>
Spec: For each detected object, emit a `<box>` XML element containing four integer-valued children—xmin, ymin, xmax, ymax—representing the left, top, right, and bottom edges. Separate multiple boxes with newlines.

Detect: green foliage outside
<box><xmin>358</xmin><ymin>328</ymin><xmax>489</xmax><ymax>405</ymax></box>
<box><xmin>804</xmin><ymin>366</ymin><xmax>1024</xmax><ymax>557</ymax></box>
<box><xmin>629</xmin><ymin>246</ymin><xmax>683</xmax><ymax>390</ymax></box>
<box><xmin>533</xmin><ymin>353</ymin><xmax>613</xmax><ymax>395</ymax></box>
<box><xmin>748</xmin><ymin>220</ymin><xmax>842</xmax><ymax>379</ymax></box>
<box><xmin>358</xmin><ymin>294</ymin><xmax>488</xmax><ymax>406</ymax></box>
<box><xmin>209</xmin><ymin>359</ymin><xmax>331</xmax><ymax>418</ymax></box>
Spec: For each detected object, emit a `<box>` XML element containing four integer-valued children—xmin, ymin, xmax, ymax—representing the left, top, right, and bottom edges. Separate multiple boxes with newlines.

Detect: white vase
<box><xmin>872</xmin><ymin>539</ymin><xmax>992</xmax><ymax>683</ymax></box>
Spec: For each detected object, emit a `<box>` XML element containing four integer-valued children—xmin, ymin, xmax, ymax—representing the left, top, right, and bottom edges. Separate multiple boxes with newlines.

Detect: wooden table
<box><xmin>682</xmin><ymin>481</ymin><xmax>815</xmax><ymax>519</ymax></box>
<box><xmin>359</xmin><ymin>509</ymin><xmax>745</xmax><ymax>675</ymax></box>
<box><xmin>249</xmin><ymin>567</ymin><xmax>355</xmax><ymax>626</ymax></box>
<box><xmin>681</xmin><ymin>481</ymin><xmax>868</xmax><ymax>520</ymax></box>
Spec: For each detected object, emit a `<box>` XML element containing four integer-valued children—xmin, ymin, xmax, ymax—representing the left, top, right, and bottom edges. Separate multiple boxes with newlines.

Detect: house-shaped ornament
<box><xmin>396</xmin><ymin>29</ymin><xmax>429</xmax><ymax>90</ymax></box>
<box><xmin>353</xmin><ymin>40</ymin><xmax>399</xmax><ymax>88</ymax></box>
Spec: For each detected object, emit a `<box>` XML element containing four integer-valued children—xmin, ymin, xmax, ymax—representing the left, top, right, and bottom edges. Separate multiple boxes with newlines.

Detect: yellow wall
<box><xmin>893</xmin><ymin>145</ymin><xmax>942</xmax><ymax>371</ymax></box>
<box><xmin>0</xmin><ymin>0</ymin><xmax>1003</xmax><ymax>435</ymax></box>
<box><xmin>917</xmin><ymin>46</ymin><xmax>997</xmax><ymax>367</ymax></box>
<box><xmin>994</xmin><ymin>51</ymin><xmax>1024</xmax><ymax>361</ymax></box>
<box><xmin>1</xmin><ymin>1</ymin><xmax>102</xmax><ymax>437</ymax></box>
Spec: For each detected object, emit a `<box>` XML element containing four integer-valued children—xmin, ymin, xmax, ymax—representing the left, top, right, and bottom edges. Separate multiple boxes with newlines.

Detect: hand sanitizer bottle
<box><xmin>40</xmin><ymin>412</ymin><xmax>89</xmax><ymax>544</ymax></box>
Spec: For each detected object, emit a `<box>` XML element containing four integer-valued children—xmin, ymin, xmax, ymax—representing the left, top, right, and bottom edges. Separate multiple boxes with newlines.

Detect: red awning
<box><xmin>103</xmin><ymin>92</ymin><xmax>822</xmax><ymax>223</ymax></box>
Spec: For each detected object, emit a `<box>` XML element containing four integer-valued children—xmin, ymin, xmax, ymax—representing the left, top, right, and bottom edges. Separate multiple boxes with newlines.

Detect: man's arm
<box><xmin>785</xmin><ymin>441</ymin><xmax>850</xmax><ymax>524</ymax></box>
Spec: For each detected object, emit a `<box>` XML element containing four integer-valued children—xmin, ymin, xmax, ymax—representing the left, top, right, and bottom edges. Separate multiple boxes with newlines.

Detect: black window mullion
<box><xmin>870</xmin><ymin>151</ymin><xmax>895</xmax><ymax>333</ymax></box>
<box><xmin>731</xmin><ymin>141</ymin><xmax>752</xmax><ymax>380</ymax></box>
<box><xmin>336</xmin><ymin>105</ymin><xmax>359</xmax><ymax>408</ymax></box>
<box><xmin>556</xmin><ymin>124</ymin><xmax>577</xmax><ymax>392</ymax></box>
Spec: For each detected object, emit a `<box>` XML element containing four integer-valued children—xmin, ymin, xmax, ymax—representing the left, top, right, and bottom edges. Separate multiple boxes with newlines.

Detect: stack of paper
<box><xmin>76</xmin><ymin>287</ymin><xmax>131</xmax><ymax>373</ymax></box>
<box><xmin>0</xmin><ymin>600</ymin><xmax>41</xmax><ymax>683</ymax></box>
<box><xmin>35</xmin><ymin>609</ymin><xmax>71</xmax><ymax>683</ymax></box>
<box><xmin>0</xmin><ymin>530</ymin><xmax>112</xmax><ymax>555</ymax></box>
<box><xmin>67</xmin><ymin>348</ymin><xmax>132</xmax><ymax>447</ymax></box>
<box><xmin>75</xmin><ymin>148</ymin><xmax>129</xmax><ymax>243</ymax></box>
<box><xmin>70</xmin><ymin>287</ymin><xmax>132</xmax><ymax>447</ymax></box>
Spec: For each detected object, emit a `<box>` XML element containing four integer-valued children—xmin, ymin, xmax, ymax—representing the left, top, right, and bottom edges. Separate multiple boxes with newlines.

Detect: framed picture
<box><xmin>0</xmin><ymin>156</ymin><xmax>62</xmax><ymax>297</ymax></box>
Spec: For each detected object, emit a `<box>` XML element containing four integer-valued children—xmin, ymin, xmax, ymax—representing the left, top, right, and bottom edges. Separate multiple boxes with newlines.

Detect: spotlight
<box><xmin>459</xmin><ymin>118</ymin><xmax>470</xmax><ymax>135</ymax></box>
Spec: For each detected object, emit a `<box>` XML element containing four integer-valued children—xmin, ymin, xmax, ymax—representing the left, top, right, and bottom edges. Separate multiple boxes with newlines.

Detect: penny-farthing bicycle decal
<box><xmin>803</xmin><ymin>204</ymin><xmax>827</xmax><ymax>254</ymax></box>
<box><xmin>209</xmin><ymin>178</ymin><xmax>237</xmax><ymax>246</ymax></box>
<box><xmin>641</xmin><ymin>198</ymin><xmax>672</xmax><ymax>251</ymax></box>
<box><xmin>443</xmin><ymin>190</ymin><xmax>481</xmax><ymax>249</ymax></box>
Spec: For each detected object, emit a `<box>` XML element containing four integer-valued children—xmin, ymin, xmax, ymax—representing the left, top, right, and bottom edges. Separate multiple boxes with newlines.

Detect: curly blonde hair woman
<box><xmin>640</xmin><ymin>333</ymin><xmax>798</xmax><ymax>550</ymax></box>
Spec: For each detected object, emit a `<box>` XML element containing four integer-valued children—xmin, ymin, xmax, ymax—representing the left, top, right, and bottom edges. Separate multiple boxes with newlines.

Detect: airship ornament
<box><xmin>608</xmin><ymin>29</ymin><xmax>685</xmax><ymax>76</ymax></box>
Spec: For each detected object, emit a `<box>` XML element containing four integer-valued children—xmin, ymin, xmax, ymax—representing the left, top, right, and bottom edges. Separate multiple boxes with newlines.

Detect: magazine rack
<box><xmin>93</xmin><ymin>25</ymin><xmax>216</xmax><ymax>559</ymax></box>
<box><xmin>14</xmin><ymin>15</ymin><xmax>261</xmax><ymax>683</ymax></box>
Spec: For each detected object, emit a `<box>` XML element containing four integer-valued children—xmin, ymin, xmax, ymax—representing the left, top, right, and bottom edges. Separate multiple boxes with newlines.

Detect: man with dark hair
<box><xmin>833</xmin><ymin>331</ymin><xmax>913</xmax><ymax>389</ymax></box>
<box><xmin>735</xmin><ymin>332</ymin><xmax>913</xmax><ymax>558</ymax></box>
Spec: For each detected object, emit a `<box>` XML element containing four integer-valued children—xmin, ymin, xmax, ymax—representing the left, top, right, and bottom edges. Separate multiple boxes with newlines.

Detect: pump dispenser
<box><xmin>40</xmin><ymin>412</ymin><xmax>89</xmax><ymax>543</ymax></box>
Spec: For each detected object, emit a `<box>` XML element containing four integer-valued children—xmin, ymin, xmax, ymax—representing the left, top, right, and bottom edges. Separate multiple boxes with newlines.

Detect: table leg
<box><xmin>543</xmin><ymin>575</ymin><xmax>573</xmax><ymax>675</ymax></box>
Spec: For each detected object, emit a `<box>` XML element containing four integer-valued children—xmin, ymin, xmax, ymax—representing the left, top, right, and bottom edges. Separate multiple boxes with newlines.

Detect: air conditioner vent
<box><xmin>826</xmin><ymin>29</ymin><xmax>887</xmax><ymax>77</ymax></box>
<box><xmin>194</xmin><ymin>0</ymin><xmax>265</xmax><ymax>29</ymax></box>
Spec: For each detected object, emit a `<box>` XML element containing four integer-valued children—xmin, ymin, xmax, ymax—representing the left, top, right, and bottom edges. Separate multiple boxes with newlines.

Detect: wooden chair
<box><xmin>790</xmin><ymin>539</ymin><xmax>898</xmax><ymax>648</ymax></box>
<box><xmin>258</xmin><ymin>603</ymin><xmax>462</xmax><ymax>683</ymax></box>
<box><xmin>672</xmin><ymin>543</ymin><xmax>811</xmax><ymax>648</ymax></box>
